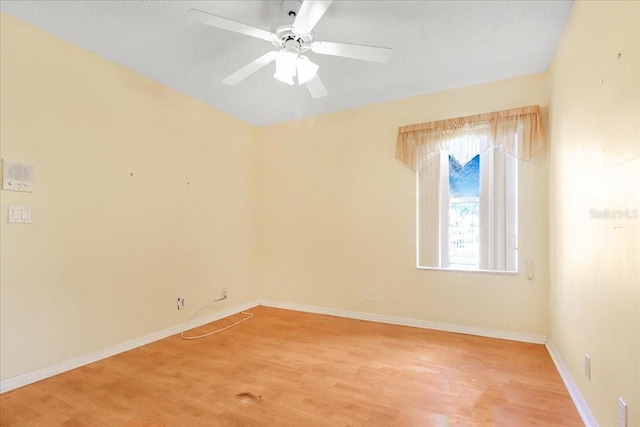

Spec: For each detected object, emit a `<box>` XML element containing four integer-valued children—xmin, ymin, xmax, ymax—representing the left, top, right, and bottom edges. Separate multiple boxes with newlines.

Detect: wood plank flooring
<box><xmin>0</xmin><ymin>306</ymin><xmax>583</xmax><ymax>426</ymax></box>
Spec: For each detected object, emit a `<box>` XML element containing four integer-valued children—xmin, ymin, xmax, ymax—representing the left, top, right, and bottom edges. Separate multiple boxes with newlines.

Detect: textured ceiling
<box><xmin>0</xmin><ymin>0</ymin><xmax>573</xmax><ymax>126</ymax></box>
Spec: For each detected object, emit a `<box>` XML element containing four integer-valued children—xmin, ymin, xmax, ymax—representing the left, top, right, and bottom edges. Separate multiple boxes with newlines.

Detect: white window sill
<box><xmin>416</xmin><ymin>266</ymin><xmax>519</xmax><ymax>275</ymax></box>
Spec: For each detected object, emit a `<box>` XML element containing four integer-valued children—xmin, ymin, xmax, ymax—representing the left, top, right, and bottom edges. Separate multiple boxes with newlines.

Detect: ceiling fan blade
<box><xmin>187</xmin><ymin>9</ymin><xmax>275</xmax><ymax>42</ymax></box>
<box><xmin>311</xmin><ymin>41</ymin><xmax>393</xmax><ymax>63</ymax></box>
<box><xmin>292</xmin><ymin>0</ymin><xmax>334</xmax><ymax>35</ymax></box>
<box><xmin>305</xmin><ymin>75</ymin><xmax>328</xmax><ymax>99</ymax></box>
<box><xmin>222</xmin><ymin>51</ymin><xmax>279</xmax><ymax>86</ymax></box>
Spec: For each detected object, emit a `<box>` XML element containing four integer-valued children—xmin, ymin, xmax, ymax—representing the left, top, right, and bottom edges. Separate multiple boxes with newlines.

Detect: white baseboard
<box><xmin>545</xmin><ymin>339</ymin><xmax>598</xmax><ymax>427</ymax></box>
<box><xmin>259</xmin><ymin>300</ymin><xmax>548</xmax><ymax>344</ymax></box>
<box><xmin>0</xmin><ymin>300</ymin><xmax>260</xmax><ymax>394</ymax></box>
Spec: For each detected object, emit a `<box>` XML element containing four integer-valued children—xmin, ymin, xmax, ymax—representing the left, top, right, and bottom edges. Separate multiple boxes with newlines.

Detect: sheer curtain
<box><xmin>479</xmin><ymin>146</ymin><xmax>513</xmax><ymax>271</ymax></box>
<box><xmin>417</xmin><ymin>152</ymin><xmax>449</xmax><ymax>268</ymax></box>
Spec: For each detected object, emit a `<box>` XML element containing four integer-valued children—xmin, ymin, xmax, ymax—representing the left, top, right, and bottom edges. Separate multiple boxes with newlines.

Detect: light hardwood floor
<box><xmin>0</xmin><ymin>306</ymin><xmax>583</xmax><ymax>426</ymax></box>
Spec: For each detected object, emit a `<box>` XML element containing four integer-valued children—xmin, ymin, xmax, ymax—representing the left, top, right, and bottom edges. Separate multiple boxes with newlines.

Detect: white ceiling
<box><xmin>0</xmin><ymin>0</ymin><xmax>573</xmax><ymax>126</ymax></box>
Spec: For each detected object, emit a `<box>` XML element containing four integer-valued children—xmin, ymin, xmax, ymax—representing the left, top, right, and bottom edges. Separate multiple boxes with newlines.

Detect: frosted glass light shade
<box><xmin>274</xmin><ymin>51</ymin><xmax>297</xmax><ymax>85</ymax></box>
<box><xmin>296</xmin><ymin>56</ymin><xmax>319</xmax><ymax>85</ymax></box>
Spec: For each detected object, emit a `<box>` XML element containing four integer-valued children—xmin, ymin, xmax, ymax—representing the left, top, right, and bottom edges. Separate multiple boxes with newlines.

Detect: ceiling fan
<box><xmin>187</xmin><ymin>0</ymin><xmax>393</xmax><ymax>99</ymax></box>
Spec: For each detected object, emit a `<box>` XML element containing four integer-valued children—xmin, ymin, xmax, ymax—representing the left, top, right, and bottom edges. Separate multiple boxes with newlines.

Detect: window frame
<box><xmin>415</xmin><ymin>148</ymin><xmax>519</xmax><ymax>274</ymax></box>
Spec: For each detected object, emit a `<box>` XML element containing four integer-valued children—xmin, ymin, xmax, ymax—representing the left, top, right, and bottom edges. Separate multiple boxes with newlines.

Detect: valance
<box><xmin>396</xmin><ymin>105</ymin><xmax>545</xmax><ymax>171</ymax></box>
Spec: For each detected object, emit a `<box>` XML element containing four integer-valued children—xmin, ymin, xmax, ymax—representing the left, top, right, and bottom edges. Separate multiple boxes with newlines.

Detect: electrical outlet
<box><xmin>584</xmin><ymin>354</ymin><xmax>591</xmax><ymax>379</ymax></box>
<box><xmin>618</xmin><ymin>397</ymin><xmax>627</xmax><ymax>427</ymax></box>
<box><xmin>365</xmin><ymin>289</ymin><xmax>372</xmax><ymax>300</ymax></box>
<box><xmin>177</xmin><ymin>297</ymin><xmax>184</xmax><ymax>310</ymax></box>
<box><xmin>222</xmin><ymin>288</ymin><xmax>227</xmax><ymax>298</ymax></box>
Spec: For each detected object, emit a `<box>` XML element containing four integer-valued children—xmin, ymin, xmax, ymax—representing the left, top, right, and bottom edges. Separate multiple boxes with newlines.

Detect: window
<box><xmin>416</xmin><ymin>143</ymin><xmax>518</xmax><ymax>272</ymax></box>
<box><xmin>396</xmin><ymin>106</ymin><xmax>543</xmax><ymax>273</ymax></box>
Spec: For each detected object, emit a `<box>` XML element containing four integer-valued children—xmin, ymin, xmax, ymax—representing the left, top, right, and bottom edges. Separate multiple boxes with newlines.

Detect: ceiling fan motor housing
<box><xmin>272</xmin><ymin>25</ymin><xmax>312</xmax><ymax>53</ymax></box>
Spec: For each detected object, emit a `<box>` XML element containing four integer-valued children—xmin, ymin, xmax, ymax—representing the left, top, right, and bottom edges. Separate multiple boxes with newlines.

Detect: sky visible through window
<box><xmin>449</xmin><ymin>154</ymin><xmax>479</xmax><ymax>197</ymax></box>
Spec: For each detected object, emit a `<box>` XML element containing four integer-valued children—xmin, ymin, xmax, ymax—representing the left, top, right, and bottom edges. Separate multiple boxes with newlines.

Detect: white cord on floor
<box><xmin>180</xmin><ymin>298</ymin><xmax>253</xmax><ymax>340</ymax></box>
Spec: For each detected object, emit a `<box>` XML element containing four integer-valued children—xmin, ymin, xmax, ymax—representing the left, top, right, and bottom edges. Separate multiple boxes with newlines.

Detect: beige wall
<box><xmin>549</xmin><ymin>1</ymin><xmax>639</xmax><ymax>426</ymax></box>
<box><xmin>6</xmin><ymin>6</ymin><xmax>637</xmax><ymax>425</ymax></box>
<box><xmin>255</xmin><ymin>73</ymin><xmax>550</xmax><ymax>335</ymax></box>
<box><xmin>0</xmin><ymin>14</ymin><xmax>258</xmax><ymax>379</ymax></box>
<box><xmin>2</xmin><ymin>10</ymin><xmax>551</xmax><ymax>383</ymax></box>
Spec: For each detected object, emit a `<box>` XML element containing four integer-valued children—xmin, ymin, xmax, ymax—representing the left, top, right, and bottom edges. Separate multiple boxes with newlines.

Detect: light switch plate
<box><xmin>8</xmin><ymin>206</ymin><xmax>31</xmax><ymax>223</ymax></box>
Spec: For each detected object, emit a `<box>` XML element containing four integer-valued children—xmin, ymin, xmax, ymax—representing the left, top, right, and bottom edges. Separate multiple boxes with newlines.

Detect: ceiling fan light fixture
<box><xmin>274</xmin><ymin>51</ymin><xmax>297</xmax><ymax>85</ymax></box>
<box><xmin>188</xmin><ymin>0</ymin><xmax>392</xmax><ymax>98</ymax></box>
<box><xmin>296</xmin><ymin>55</ymin><xmax>319</xmax><ymax>85</ymax></box>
